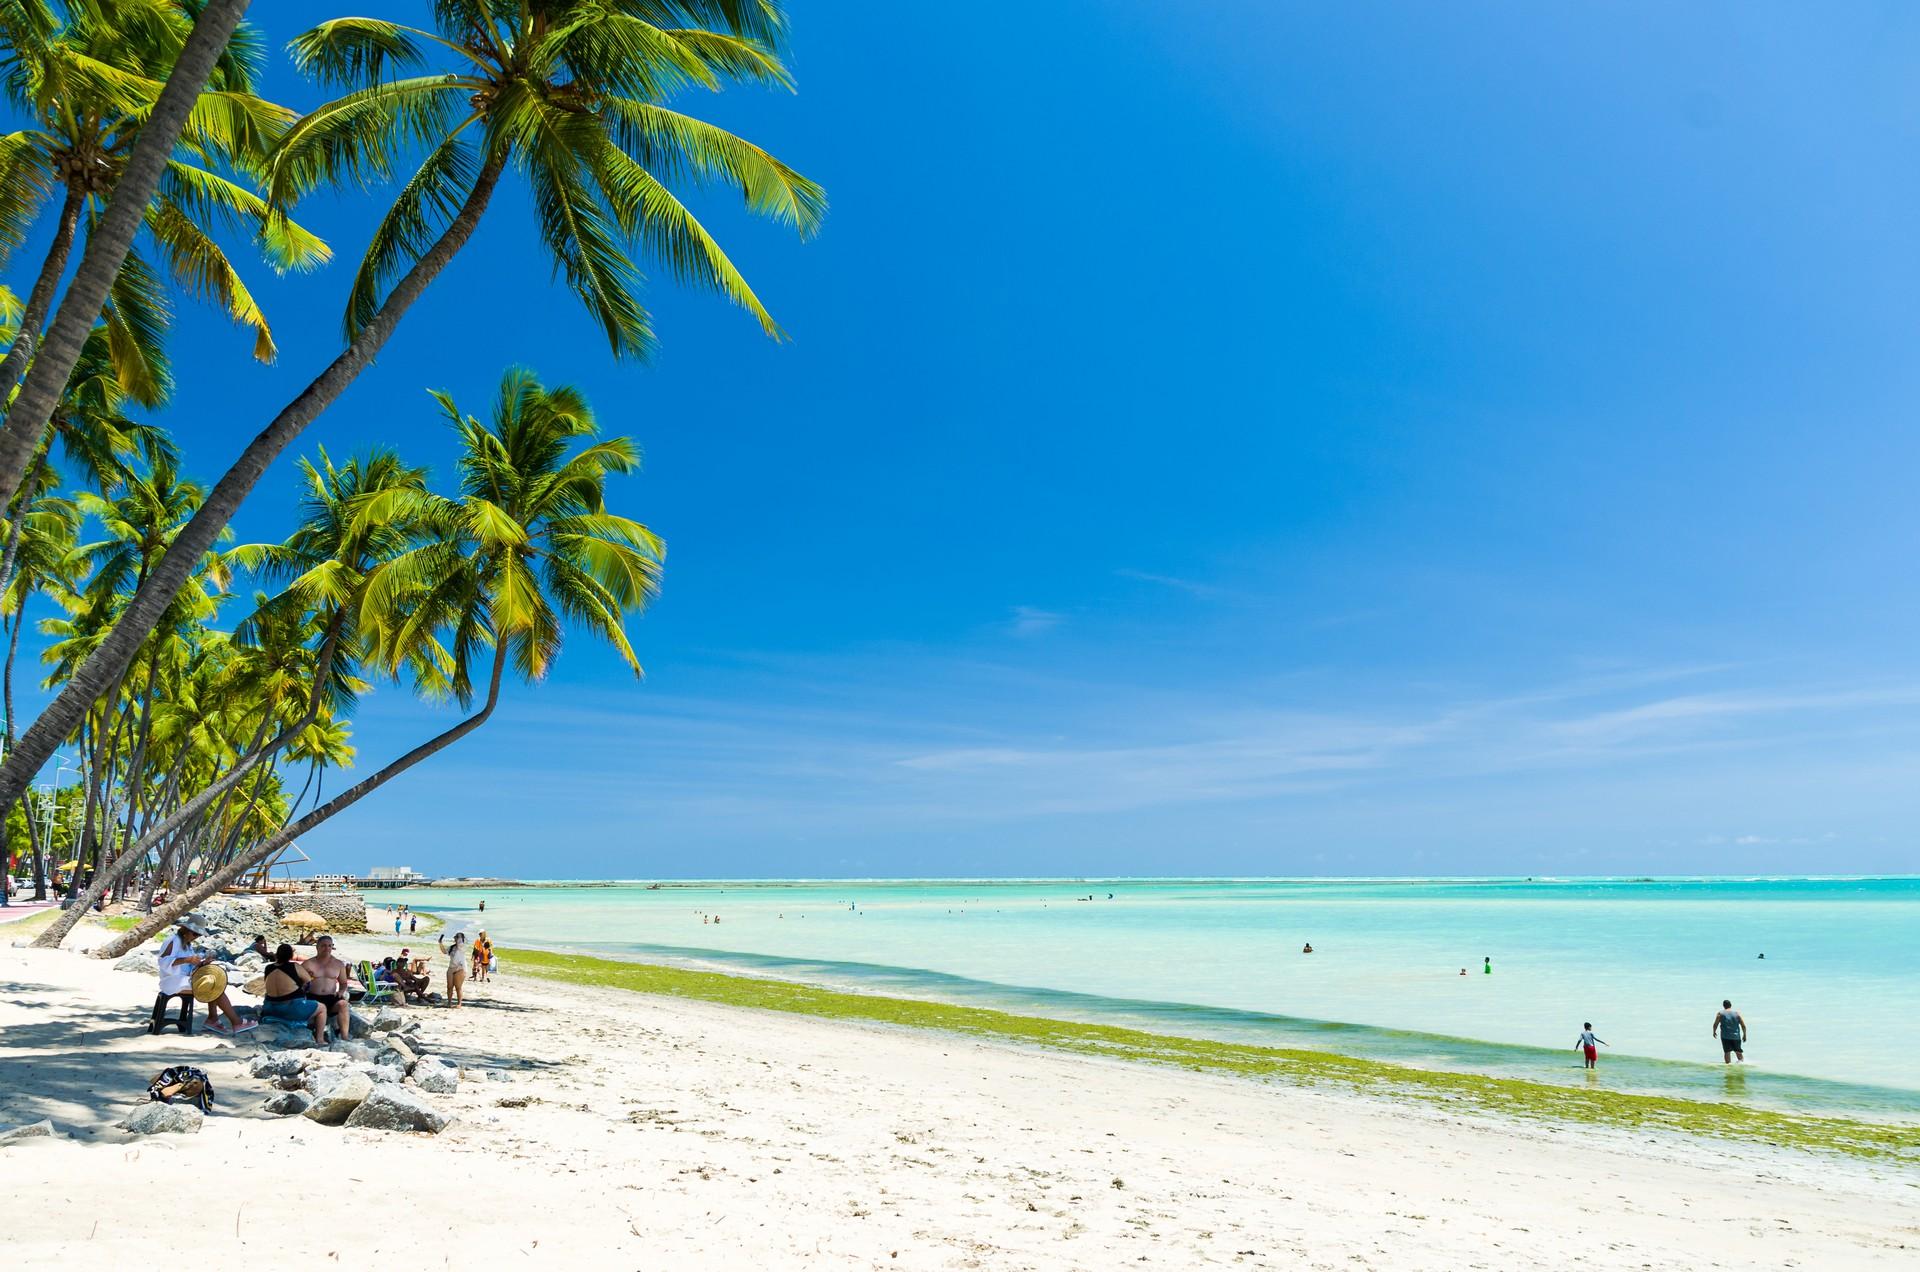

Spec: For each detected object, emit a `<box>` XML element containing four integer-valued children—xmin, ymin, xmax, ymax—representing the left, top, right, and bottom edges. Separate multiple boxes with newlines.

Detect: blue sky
<box><xmin>16</xmin><ymin>1</ymin><xmax>1920</xmax><ymax>877</ymax></box>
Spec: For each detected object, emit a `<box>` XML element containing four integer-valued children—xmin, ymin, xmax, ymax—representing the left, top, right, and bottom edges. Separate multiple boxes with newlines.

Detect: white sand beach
<box><xmin>2</xmin><ymin>917</ymin><xmax>1916</xmax><ymax>1271</ymax></box>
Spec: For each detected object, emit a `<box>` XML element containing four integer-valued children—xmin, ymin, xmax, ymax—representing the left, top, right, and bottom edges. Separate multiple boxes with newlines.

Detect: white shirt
<box><xmin>157</xmin><ymin>935</ymin><xmax>200</xmax><ymax>995</ymax></box>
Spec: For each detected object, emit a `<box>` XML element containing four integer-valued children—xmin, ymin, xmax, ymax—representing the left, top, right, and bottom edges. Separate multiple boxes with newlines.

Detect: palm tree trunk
<box><xmin>0</xmin><ymin>0</ymin><xmax>253</xmax><ymax>509</ymax></box>
<box><xmin>0</xmin><ymin>437</ymin><xmax>54</xmax><ymax>606</ymax></box>
<box><xmin>0</xmin><ymin>187</ymin><xmax>85</xmax><ymax>401</ymax></box>
<box><xmin>22</xmin><ymin>781</ymin><xmax>46</xmax><ymax>900</ymax></box>
<box><xmin>96</xmin><ymin>645</ymin><xmax>508</xmax><ymax>959</ymax></box>
<box><xmin>24</xmin><ymin>613</ymin><xmax>349</xmax><ymax>950</ymax></box>
<box><xmin>0</xmin><ymin>153</ymin><xmax>506</xmax><ymax>824</ymax></box>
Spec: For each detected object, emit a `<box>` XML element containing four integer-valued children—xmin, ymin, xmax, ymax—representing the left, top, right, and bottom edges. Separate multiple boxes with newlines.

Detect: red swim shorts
<box><xmin>1583</xmin><ymin>1045</ymin><xmax>1598</xmax><ymax>1062</ymax></box>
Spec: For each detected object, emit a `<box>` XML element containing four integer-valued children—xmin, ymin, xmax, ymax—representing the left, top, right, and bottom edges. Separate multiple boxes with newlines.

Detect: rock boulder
<box><xmin>121</xmin><ymin>1102</ymin><xmax>203</xmax><ymax>1136</ymax></box>
<box><xmin>343</xmin><ymin>1083</ymin><xmax>452</xmax><ymax>1134</ymax></box>
<box><xmin>262</xmin><ymin>1090</ymin><xmax>312</xmax><ymax>1116</ymax></box>
<box><xmin>0</xmin><ymin>1119</ymin><xmax>57</xmax><ymax>1145</ymax></box>
<box><xmin>301</xmin><ymin>1069</ymin><xmax>373</xmax><ymax>1125</ymax></box>
<box><xmin>412</xmin><ymin>1060</ymin><xmax>458</xmax><ymax>1095</ymax></box>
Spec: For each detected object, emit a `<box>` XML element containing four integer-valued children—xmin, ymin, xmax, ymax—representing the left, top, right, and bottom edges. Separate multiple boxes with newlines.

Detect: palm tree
<box><xmin>0</xmin><ymin>488</ymin><xmax>76</xmax><ymax>896</ymax></box>
<box><xmin>99</xmin><ymin>366</ymin><xmax>662</xmax><ymax>956</ymax></box>
<box><xmin>0</xmin><ymin>0</ymin><xmax>326</xmax><ymax>401</ymax></box>
<box><xmin>0</xmin><ymin>0</ymin><xmax>258</xmax><ymax>508</ymax></box>
<box><xmin>27</xmin><ymin>446</ymin><xmax>230</xmax><ymax>937</ymax></box>
<box><xmin>0</xmin><ymin>0</ymin><xmax>820</xmax><ymax>826</ymax></box>
<box><xmin>30</xmin><ymin>447</ymin><xmax>416</xmax><ymax>932</ymax></box>
<box><xmin>0</xmin><ymin>320</ymin><xmax>177</xmax><ymax>605</ymax></box>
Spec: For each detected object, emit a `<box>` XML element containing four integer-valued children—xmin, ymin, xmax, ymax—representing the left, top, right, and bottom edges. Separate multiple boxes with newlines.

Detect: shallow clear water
<box><xmin>389</xmin><ymin>877</ymin><xmax>1920</xmax><ymax>1118</ymax></box>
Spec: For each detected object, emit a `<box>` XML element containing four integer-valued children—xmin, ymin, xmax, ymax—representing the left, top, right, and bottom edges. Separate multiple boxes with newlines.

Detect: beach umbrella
<box><xmin>282</xmin><ymin>910</ymin><xmax>328</xmax><ymax>932</ymax></box>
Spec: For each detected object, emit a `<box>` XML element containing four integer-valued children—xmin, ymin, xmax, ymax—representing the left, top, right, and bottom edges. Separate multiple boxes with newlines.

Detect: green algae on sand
<box><xmin>506</xmin><ymin>947</ymin><xmax>1917</xmax><ymax>1165</ymax></box>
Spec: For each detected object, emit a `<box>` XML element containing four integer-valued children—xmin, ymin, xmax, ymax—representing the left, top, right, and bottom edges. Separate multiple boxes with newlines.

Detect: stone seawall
<box><xmin>268</xmin><ymin>893</ymin><xmax>368</xmax><ymax>933</ymax></box>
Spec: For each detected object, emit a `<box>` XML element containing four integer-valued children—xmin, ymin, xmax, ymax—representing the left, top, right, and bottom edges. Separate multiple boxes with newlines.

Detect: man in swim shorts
<box><xmin>302</xmin><ymin>935</ymin><xmax>353</xmax><ymax>1039</ymax></box>
<box><xmin>1713</xmin><ymin>998</ymin><xmax>1746</xmax><ymax>1062</ymax></box>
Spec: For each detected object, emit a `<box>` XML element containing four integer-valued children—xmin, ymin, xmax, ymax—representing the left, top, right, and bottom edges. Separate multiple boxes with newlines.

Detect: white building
<box><xmin>367</xmin><ymin>866</ymin><xmax>423</xmax><ymax>881</ymax></box>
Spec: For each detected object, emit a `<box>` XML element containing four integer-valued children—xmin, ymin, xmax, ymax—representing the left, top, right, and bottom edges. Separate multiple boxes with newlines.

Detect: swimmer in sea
<box><xmin>1302</xmin><ymin>943</ymin><xmax>1313</xmax><ymax>954</ymax></box>
<box><xmin>1575</xmin><ymin>1023</ymin><xmax>1608</xmax><ymax>1069</ymax></box>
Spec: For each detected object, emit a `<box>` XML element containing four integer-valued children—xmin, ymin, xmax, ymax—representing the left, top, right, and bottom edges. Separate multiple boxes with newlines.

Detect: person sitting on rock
<box><xmin>258</xmin><ymin>943</ymin><xmax>326</xmax><ymax>1046</ymax></box>
<box><xmin>300</xmin><ymin>934</ymin><xmax>354</xmax><ymax>1040</ymax></box>
<box><xmin>385</xmin><ymin>956</ymin><xmax>430</xmax><ymax>1003</ymax></box>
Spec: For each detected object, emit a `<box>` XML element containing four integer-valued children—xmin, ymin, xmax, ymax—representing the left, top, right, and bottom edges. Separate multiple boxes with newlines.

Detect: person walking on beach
<box><xmin>1713</xmin><ymin>999</ymin><xmax>1747</xmax><ymax>1062</ymax></box>
<box><xmin>409</xmin><ymin>913</ymin><xmax>417</xmax><ymax>935</ymax></box>
<box><xmin>439</xmin><ymin>931</ymin><xmax>470</xmax><ymax>1007</ymax></box>
<box><xmin>1574</xmin><ymin>1023</ymin><xmax>1607</xmax><ymax>1069</ymax></box>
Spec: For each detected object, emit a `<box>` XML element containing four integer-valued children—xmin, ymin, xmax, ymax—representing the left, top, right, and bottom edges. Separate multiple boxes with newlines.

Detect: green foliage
<box><xmin>507</xmin><ymin>947</ymin><xmax>1920</xmax><ymax>1166</ymax></box>
<box><xmin>0</xmin><ymin>0</ymin><xmax>328</xmax><ymax>373</ymax></box>
<box><xmin>272</xmin><ymin>2</ymin><xmax>822</xmax><ymax>353</ymax></box>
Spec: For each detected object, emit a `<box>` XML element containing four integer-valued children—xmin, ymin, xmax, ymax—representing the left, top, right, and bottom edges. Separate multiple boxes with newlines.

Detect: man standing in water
<box><xmin>1713</xmin><ymin>999</ymin><xmax>1747</xmax><ymax>1062</ymax></box>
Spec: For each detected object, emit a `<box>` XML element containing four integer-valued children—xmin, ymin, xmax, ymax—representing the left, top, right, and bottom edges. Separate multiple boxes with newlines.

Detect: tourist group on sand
<box><xmin>146</xmin><ymin>906</ymin><xmax>498</xmax><ymax>1039</ymax></box>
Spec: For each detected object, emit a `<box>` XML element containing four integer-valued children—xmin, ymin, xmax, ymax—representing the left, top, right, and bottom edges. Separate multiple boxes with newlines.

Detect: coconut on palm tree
<box><xmin>0</xmin><ymin>0</ymin><xmax>820</xmax><ymax>831</ymax></box>
<box><xmin>100</xmin><ymin>366</ymin><xmax>662</xmax><ymax>957</ymax></box>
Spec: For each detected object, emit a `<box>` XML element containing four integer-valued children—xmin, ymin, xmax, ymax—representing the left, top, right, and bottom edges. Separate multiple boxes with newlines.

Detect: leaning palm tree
<box><xmin>99</xmin><ymin>366</ymin><xmax>662</xmax><ymax>956</ymax></box>
<box><xmin>26</xmin><ymin>447</ymin><xmax>418</xmax><ymax>947</ymax></box>
<box><xmin>0</xmin><ymin>489</ymin><xmax>77</xmax><ymax>897</ymax></box>
<box><xmin>0</xmin><ymin>0</ymin><xmax>261</xmax><ymax>509</ymax></box>
<box><xmin>0</xmin><ymin>0</ymin><xmax>326</xmax><ymax>400</ymax></box>
<box><xmin>0</xmin><ymin>0</ymin><xmax>820</xmax><ymax>825</ymax></box>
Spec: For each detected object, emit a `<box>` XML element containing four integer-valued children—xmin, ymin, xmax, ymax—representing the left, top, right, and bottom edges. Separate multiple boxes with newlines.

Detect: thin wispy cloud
<box><xmin>362</xmin><ymin>656</ymin><xmax>1920</xmax><ymax>862</ymax></box>
<box><xmin>1114</xmin><ymin>568</ymin><xmax>1227</xmax><ymax>600</ymax></box>
<box><xmin>1007</xmin><ymin>606</ymin><xmax>1064</xmax><ymax>637</ymax></box>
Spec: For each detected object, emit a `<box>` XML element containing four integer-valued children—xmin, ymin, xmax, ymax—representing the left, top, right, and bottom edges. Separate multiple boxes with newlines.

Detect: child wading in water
<box><xmin>1575</xmin><ymin>1022</ymin><xmax>1608</xmax><ymax>1069</ymax></box>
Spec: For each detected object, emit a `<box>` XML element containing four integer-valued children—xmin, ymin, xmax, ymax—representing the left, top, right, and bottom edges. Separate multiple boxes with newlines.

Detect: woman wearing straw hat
<box><xmin>152</xmin><ymin>913</ymin><xmax>253</xmax><ymax>1036</ymax></box>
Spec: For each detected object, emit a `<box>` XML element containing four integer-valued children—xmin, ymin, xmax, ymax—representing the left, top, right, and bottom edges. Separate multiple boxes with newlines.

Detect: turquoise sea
<box><xmin>387</xmin><ymin>877</ymin><xmax>1920</xmax><ymax>1119</ymax></box>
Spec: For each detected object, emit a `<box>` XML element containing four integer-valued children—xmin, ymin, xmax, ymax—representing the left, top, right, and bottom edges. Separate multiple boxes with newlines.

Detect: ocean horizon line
<box><xmin>333</xmin><ymin>873</ymin><xmax>1920</xmax><ymax>886</ymax></box>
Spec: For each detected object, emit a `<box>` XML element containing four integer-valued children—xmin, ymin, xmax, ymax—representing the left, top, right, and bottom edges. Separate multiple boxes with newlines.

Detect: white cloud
<box><xmin>1008</xmin><ymin>606</ymin><xmax>1064</xmax><ymax>637</ymax></box>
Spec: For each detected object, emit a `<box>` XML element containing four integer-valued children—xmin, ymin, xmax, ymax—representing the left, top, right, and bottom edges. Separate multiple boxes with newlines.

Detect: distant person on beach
<box><xmin>1459</xmin><ymin>968</ymin><xmax>1468</xmax><ymax>976</ymax></box>
<box><xmin>1713</xmin><ymin>1000</ymin><xmax>1746</xmax><ymax>1062</ymax></box>
<box><xmin>439</xmin><ymin>932</ymin><xmax>469</xmax><ymax>1006</ymax></box>
<box><xmin>479</xmin><ymin>900</ymin><xmax>486</xmax><ymax>912</ymax></box>
<box><xmin>1484</xmin><ymin>957</ymin><xmax>1492</xmax><ymax>975</ymax></box>
<box><xmin>409</xmin><ymin>913</ymin><xmax>417</xmax><ymax>934</ymax></box>
<box><xmin>1575</xmin><ymin>1023</ymin><xmax>1608</xmax><ymax>1069</ymax></box>
<box><xmin>1302</xmin><ymin>943</ymin><xmax>1313</xmax><ymax>954</ymax></box>
<box><xmin>394</xmin><ymin>912</ymin><xmax>402</xmax><ymax>934</ymax></box>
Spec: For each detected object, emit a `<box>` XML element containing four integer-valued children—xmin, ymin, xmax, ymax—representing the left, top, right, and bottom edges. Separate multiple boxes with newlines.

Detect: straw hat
<box><xmin>189</xmin><ymin>963</ymin><xmax>228</xmax><ymax>1004</ymax></box>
